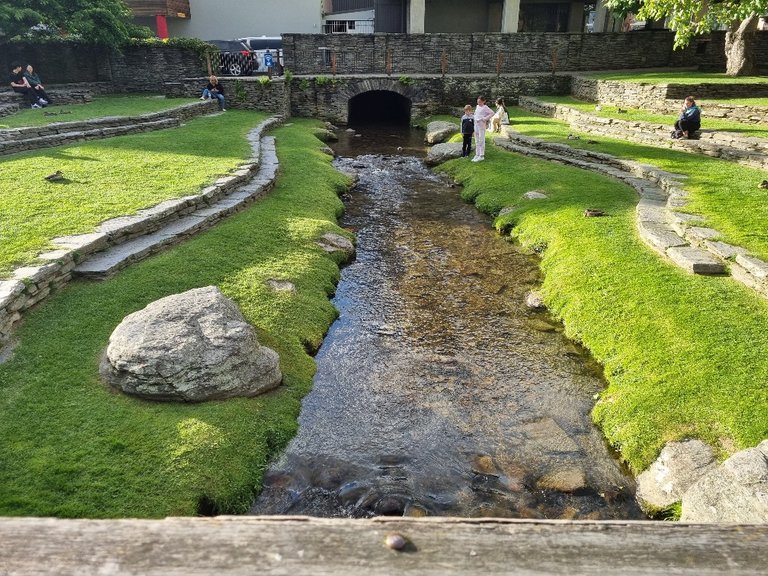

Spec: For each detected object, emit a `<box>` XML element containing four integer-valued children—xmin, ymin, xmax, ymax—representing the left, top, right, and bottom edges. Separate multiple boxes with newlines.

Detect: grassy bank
<box><xmin>535</xmin><ymin>95</ymin><xmax>768</xmax><ymax>139</ymax></box>
<box><xmin>506</xmin><ymin>107</ymin><xmax>768</xmax><ymax>262</ymax></box>
<box><xmin>0</xmin><ymin>95</ymin><xmax>191</xmax><ymax>128</ymax></box>
<box><xmin>0</xmin><ymin>120</ymin><xmax>351</xmax><ymax>517</ymax></box>
<box><xmin>585</xmin><ymin>71</ymin><xmax>768</xmax><ymax>84</ymax></box>
<box><xmin>432</xmin><ymin>137</ymin><xmax>768</xmax><ymax>473</ymax></box>
<box><xmin>0</xmin><ymin>110</ymin><xmax>262</xmax><ymax>277</ymax></box>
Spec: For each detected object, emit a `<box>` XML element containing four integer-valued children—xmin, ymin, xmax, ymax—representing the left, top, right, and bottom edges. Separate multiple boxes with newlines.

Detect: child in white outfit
<box><xmin>473</xmin><ymin>96</ymin><xmax>495</xmax><ymax>162</ymax></box>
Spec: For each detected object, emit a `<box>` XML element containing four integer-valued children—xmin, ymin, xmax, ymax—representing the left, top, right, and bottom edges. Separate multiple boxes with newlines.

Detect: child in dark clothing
<box><xmin>461</xmin><ymin>104</ymin><xmax>474</xmax><ymax>157</ymax></box>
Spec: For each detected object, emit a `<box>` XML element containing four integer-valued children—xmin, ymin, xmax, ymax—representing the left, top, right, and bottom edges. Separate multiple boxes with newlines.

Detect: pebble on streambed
<box><xmin>385</xmin><ymin>532</ymin><xmax>408</xmax><ymax>551</ymax></box>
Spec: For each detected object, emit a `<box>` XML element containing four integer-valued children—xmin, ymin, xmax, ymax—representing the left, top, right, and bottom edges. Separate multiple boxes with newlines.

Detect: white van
<box><xmin>237</xmin><ymin>36</ymin><xmax>283</xmax><ymax>74</ymax></box>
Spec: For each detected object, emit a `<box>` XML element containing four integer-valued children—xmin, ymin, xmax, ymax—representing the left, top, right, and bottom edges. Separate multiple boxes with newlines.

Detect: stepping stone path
<box><xmin>0</xmin><ymin>116</ymin><xmax>283</xmax><ymax>354</ymax></box>
<box><xmin>494</xmin><ymin>128</ymin><xmax>768</xmax><ymax>300</ymax></box>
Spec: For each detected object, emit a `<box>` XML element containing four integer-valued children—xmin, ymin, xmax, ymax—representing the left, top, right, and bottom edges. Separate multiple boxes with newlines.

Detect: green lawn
<box><xmin>700</xmin><ymin>97</ymin><xmax>768</xmax><ymax>107</ymax></box>
<box><xmin>0</xmin><ymin>110</ymin><xmax>263</xmax><ymax>277</ymax></box>
<box><xmin>0</xmin><ymin>95</ymin><xmax>193</xmax><ymax>128</ymax></box>
<box><xmin>0</xmin><ymin>119</ymin><xmax>351</xmax><ymax>518</ymax></box>
<box><xmin>435</xmin><ymin>142</ymin><xmax>768</xmax><ymax>474</ymax></box>
<box><xmin>505</xmin><ymin>107</ymin><xmax>768</xmax><ymax>262</ymax></box>
<box><xmin>585</xmin><ymin>71</ymin><xmax>768</xmax><ymax>84</ymax></box>
<box><xmin>535</xmin><ymin>95</ymin><xmax>768</xmax><ymax>139</ymax></box>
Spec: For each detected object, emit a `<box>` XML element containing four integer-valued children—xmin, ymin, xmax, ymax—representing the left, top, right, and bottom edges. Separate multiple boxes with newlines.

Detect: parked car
<box><xmin>207</xmin><ymin>39</ymin><xmax>257</xmax><ymax>76</ymax></box>
<box><xmin>238</xmin><ymin>36</ymin><xmax>284</xmax><ymax>74</ymax></box>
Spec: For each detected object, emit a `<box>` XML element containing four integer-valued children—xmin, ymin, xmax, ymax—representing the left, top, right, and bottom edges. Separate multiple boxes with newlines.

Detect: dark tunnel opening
<box><xmin>348</xmin><ymin>90</ymin><xmax>412</xmax><ymax>126</ymax></box>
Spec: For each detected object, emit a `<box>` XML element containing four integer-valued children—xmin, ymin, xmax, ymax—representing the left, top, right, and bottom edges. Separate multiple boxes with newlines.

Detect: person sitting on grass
<box><xmin>200</xmin><ymin>75</ymin><xmax>226</xmax><ymax>111</ymax></box>
<box><xmin>672</xmin><ymin>96</ymin><xmax>701</xmax><ymax>139</ymax></box>
<box><xmin>9</xmin><ymin>62</ymin><xmax>42</xmax><ymax>108</ymax></box>
<box><xmin>23</xmin><ymin>64</ymin><xmax>50</xmax><ymax>106</ymax></box>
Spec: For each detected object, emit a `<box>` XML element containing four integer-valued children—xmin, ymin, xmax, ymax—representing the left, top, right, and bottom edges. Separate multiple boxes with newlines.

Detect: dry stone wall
<box><xmin>282</xmin><ymin>31</ymin><xmax>768</xmax><ymax>76</ymax></box>
<box><xmin>165</xmin><ymin>78</ymin><xmax>290</xmax><ymax>116</ymax></box>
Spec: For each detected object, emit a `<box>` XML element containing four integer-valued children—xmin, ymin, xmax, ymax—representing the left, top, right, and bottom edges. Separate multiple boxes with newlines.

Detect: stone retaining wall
<box><xmin>519</xmin><ymin>97</ymin><xmax>768</xmax><ymax>170</ymax></box>
<box><xmin>572</xmin><ymin>76</ymin><xmax>768</xmax><ymax>124</ymax></box>
<box><xmin>0</xmin><ymin>117</ymin><xmax>280</xmax><ymax>353</ymax></box>
<box><xmin>0</xmin><ymin>100</ymin><xmax>214</xmax><ymax>156</ymax></box>
<box><xmin>164</xmin><ymin>78</ymin><xmax>290</xmax><ymax>116</ymax></box>
<box><xmin>283</xmin><ymin>31</ymin><xmax>768</xmax><ymax>76</ymax></box>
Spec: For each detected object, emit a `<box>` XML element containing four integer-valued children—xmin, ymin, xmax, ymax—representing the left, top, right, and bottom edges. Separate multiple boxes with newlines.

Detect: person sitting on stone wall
<box><xmin>200</xmin><ymin>75</ymin><xmax>226</xmax><ymax>111</ymax></box>
<box><xmin>9</xmin><ymin>62</ymin><xmax>43</xmax><ymax>108</ymax></box>
<box><xmin>23</xmin><ymin>64</ymin><xmax>50</xmax><ymax>107</ymax></box>
<box><xmin>672</xmin><ymin>96</ymin><xmax>701</xmax><ymax>139</ymax></box>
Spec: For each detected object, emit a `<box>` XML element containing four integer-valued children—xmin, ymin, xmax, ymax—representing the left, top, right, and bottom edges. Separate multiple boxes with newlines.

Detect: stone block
<box><xmin>685</xmin><ymin>227</ymin><xmax>720</xmax><ymax>243</ymax></box>
<box><xmin>0</xmin><ymin>280</ymin><xmax>25</xmax><ymax>309</ymax></box>
<box><xmin>704</xmin><ymin>241</ymin><xmax>748</xmax><ymax>260</ymax></box>
<box><xmin>735</xmin><ymin>254</ymin><xmax>768</xmax><ymax>279</ymax></box>
<box><xmin>666</xmin><ymin>246</ymin><xmax>727</xmax><ymax>275</ymax></box>
<box><xmin>638</xmin><ymin>222</ymin><xmax>688</xmax><ymax>254</ymax></box>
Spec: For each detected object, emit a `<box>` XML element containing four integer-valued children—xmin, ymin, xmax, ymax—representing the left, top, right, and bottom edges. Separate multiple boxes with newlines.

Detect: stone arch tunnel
<box><xmin>347</xmin><ymin>90</ymin><xmax>412</xmax><ymax>126</ymax></box>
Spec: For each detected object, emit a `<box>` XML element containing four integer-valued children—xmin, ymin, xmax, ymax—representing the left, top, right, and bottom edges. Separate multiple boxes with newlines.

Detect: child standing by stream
<box><xmin>472</xmin><ymin>96</ymin><xmax>495</xmax><ymax>162</ymax></box>
<box><xmin>461</xmin><ymin>104</ymin><xmax>474</xmax><ymax>157</ymax></box>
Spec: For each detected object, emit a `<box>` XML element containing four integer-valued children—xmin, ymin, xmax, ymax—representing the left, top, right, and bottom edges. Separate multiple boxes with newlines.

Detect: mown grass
<box><xmin>0</xmin><ymin>94</ymin><xmax>192</xmax><ymax>128</ymax></box>
<box><xmin>536</xmin><ymin>95</ymin><xmax>768</xmax><ymax>139</ymax></box>
<box><xmin>586</xmin><ymin>71</ymin><xmax>768</xmax><ymax>84</ymax></box>
<box><xmin>435</xmin><ymin>143</ymin><xmax>768</xmax><ymax>472</ymax></box>
<box><xmin>701</xmin><ymin>97</ymin><xmax>768</xmax><ymax>107</ymax></box>
<box><xmin>0</xmin><ymin>110</ymin><xmax>262</xmax><ymax>277</ymax></box>
<box><xmin>505</xmin><ymin>107</ymin><xmax>768</xmax><ymax>261</ymax></box>
<box><xmin>0</xmin><ymin>119</ymin><xmax>351</xmax><ymax>518</ymax></box>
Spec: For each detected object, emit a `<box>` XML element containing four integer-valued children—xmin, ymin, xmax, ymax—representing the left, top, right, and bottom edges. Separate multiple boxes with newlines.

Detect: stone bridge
<box><xmin>288</xmin><ymin>74</ymin><xmax>571</xmax><ymax>124</ymax></box>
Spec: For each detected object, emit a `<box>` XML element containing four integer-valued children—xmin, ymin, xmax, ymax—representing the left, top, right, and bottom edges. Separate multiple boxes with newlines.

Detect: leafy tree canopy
<box><xmin>0</xmin><ymin>0</ymin><xmax>151</xmax><ymax>47</ymax></box>
<box><xmin>604</xmin><ymin>0</ymin><xmax>768</xmax><ymax>48</ymax></box>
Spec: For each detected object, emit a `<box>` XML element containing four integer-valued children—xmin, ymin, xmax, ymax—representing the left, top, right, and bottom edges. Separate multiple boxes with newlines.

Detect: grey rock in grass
<box><xmin>681</xmin><ymin>440</ymin><xmax>768</xmax><ymax>523</ymax></box>
<box><xmin>636</xmin><ymin>440</ymin><xmax>716</xmax><ymax>511</ymax></box>
<box><xmin>424</xmin><ymin>121</ymin><xmax>459</xmax><ymax>145</ymax></box>
<box><xmin>313</xmin><ymin>128</ymin><xmax>338</xmax><ymax>142</ymax></box>
<box><xmin>316</xmin><ymin>232</ymin><xmax>355</xmax><ymax>259</ymax></box>
<box><xmin>522</xmin><ymin>190</ymin><xmax>548</xmax><ymax>200</ymax></box>
<box><xmin>101</xmin><ymin>286</ymin><xmax>281</xmax><ymax>402</ymax></box>
<box><xmin>424</xmin><ymin>142</ymin><xmax>463</xmax><ymax>166</ymax></box>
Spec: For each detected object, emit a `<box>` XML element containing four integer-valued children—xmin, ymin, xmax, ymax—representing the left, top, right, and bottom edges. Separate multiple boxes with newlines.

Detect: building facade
<box><xmin>126</xmin><ymin>0</ymin><xmax>617</xmax><ymax>39</ymax></box>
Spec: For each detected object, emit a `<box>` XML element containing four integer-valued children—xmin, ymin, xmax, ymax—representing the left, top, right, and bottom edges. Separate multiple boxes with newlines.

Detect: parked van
<box><xmin>238</xmin><ymin>36</ymin><xmax>283</xmax><ymax>74</ymax></box>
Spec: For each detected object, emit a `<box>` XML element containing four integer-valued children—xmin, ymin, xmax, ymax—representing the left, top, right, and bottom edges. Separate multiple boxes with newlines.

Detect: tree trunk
<box><xmin>725</xmin><ymin>15</ymin><xmax>759</xmax><ymax>76</ymax></box>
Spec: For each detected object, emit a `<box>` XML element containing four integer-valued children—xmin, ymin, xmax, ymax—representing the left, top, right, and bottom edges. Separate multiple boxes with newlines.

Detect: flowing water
<box><xmin>252</xmin><ymin>126</ymin><xmax>643</xmax><ymax>520</ymax></box>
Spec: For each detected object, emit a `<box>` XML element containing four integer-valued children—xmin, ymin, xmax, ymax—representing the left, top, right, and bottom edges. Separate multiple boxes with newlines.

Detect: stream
<box><xmin>251</xmin><ymin>125</ymin><xmax>643</xmax><ymax>519</ymax></box>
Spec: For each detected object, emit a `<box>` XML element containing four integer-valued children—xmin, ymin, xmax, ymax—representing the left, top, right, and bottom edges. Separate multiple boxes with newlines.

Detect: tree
<box><xmin>604</xmin><ymin>0</ymin><xmax>768</xmax><ymax>76</ymax></box>
<box><xmin>0</xmin><ymin>0</ymin><xmax>150</xmax><ymax>49</ymax></box>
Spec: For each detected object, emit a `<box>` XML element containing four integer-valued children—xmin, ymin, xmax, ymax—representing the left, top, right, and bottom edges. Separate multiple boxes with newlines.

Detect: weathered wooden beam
<box><xmin>0</xmin><ymin>516</ymin><xmax>766</xmax><ymax>575</ymax></box>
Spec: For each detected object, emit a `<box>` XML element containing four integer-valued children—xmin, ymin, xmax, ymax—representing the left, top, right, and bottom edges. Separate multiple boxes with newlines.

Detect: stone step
<box><xmin>74</xmin><ymin>136</ymin><xmax>278</xmax><ymax>280</ymax></box>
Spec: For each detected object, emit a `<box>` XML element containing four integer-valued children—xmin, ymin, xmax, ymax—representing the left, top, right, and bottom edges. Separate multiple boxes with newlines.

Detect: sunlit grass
<box><xmin>505</xmin><ymin>107</ymin><xmax>768</xmax><ymax>261</ymax></box>
<box><xmin>586</xmin><ymin>71</ymin><xmax>768</xmax><ymax>84</ymax></box>
<box><xmin>435</xmin><ymin>142</ymin><xmax>768</xmax><ymax>472</ymax></box>
<box><xmin>0</xmin><ymin>110</ymin><xmax>264</xmax><ymax>277</ymax></box>
<box><xmin>0</xmin><ymin>120</ymin><xmax>351</xmax><ymax>518</ymax></box>
<box><xmin>0</xmin><ymin>94</ymin><xmax>193</xmax><ymax>128</ymax></box>
<box><xmin>534</xmin><ymin>95</ymin><xmax>768</xmax><ymax>139</ymax></box>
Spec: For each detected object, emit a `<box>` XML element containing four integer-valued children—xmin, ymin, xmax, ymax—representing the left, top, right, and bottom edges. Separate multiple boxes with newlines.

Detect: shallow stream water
<box><xmin>252</xmin><ymin>125</ymin><xmax>643</xmax><ymax>519</ymax></box>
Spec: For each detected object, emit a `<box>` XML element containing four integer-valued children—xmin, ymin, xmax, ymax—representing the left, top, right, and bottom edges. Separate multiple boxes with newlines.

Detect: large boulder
<box><xmin>425</xmin><ymin>142</ymin><xmax>463</xmax><ymax>166</ymax></box>
<box><xmin>101</xmin><ymin>286</ymin><xmax>281</xmax><ymax>402</ymax></box>
<box><xmin>425</xmin><ymin>121</ymin><xmax>459</xmax><ymax>145</ymax></box>
<box><xmin>636</xmin><ymin>439</ymin><xmax>717</xmax><ymax>510</ymax></box>
<box><xmin>681</xmin><ymin>440</ymin><xmax>768</xmax><ymax>523</ymax></box>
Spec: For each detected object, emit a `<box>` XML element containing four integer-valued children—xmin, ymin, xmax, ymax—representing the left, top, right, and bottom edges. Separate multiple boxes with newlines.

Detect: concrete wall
<box><xmin>165</xmin><ymin>0</ymin><xmax>322</xmax><ymax>39</ymax></box>
<box><xmin>425</xmin><ymin>0</ymin><xmax>504</xmax><ymax>33</ymax></box>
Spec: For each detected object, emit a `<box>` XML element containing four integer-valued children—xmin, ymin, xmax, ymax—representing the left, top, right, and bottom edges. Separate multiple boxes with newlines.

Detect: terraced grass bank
<box><xmin>0</xmin><ymin>120</ymin><xmax>351</xmax><ymax>517</ymax></box>
<box><xmin>432</xmin><ymin>129</ymin><xmax>768</xmax><ymax>476</ymax></box>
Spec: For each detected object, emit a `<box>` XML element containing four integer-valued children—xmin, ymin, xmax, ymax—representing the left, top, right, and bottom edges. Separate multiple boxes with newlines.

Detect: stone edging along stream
<box><xmin>492</xmin><ymin>128</ymin><xmax>768</xmax><ymax>300</ymax></box>
<box><xmin>0</xmin><ymin>115</ymin><xmax>284</xmax><ymax>356</ymax></box>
